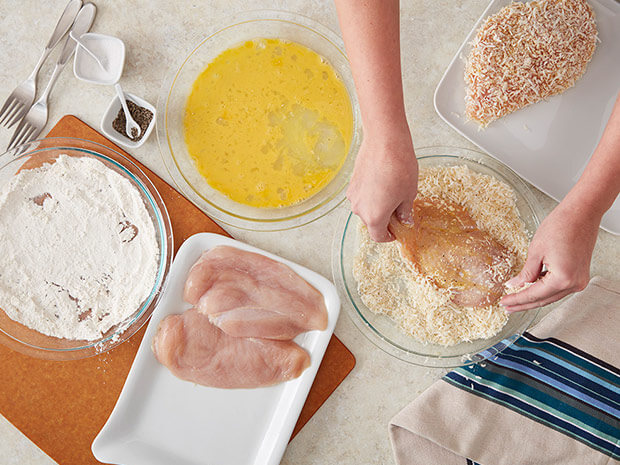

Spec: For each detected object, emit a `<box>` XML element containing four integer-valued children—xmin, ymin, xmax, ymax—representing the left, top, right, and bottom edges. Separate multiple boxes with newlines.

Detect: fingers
<box><xmin>395</xmin><ymin>197</ymin><xmax>416</xmax><ymax>225</ymax></box>
<box><xmin>349</xmin><ymin>206</ymin><xmax>394</xmax><ymax>242</ymax></box>
<box><xmin>503</xmin><ymin>289</ymin><xmax>572</xmax><ymax>313</ymax></box>
<box><xmin>366</xmin><ymin>215</ymin><xmax>395</xmax><ymax>242</ymax></box>
<box><xmin>501</xmin><ymin>268</ymin><xmax>571</xmax><ymax>310</ymax></box>
<box><xmin>500</xmin><ymin>279</ymin><xmax>551</xmax><ymax>310</ymax></box>
<box><xmin>345</xmin><ymin>155</ymin><xmax>417</xmax><ymax>243</ymax></box>
<box><xmin>364</xmin><ymin>198</ymin><xmax>415</xmax><ymax>241</ymax></box>
<box><xmin>504</xmin><ymin>251</ymin><xmax>544</xmax><ymax>289</ymax></box>
<box><xmin>348</xmin><ymin>187</ymin><xmax>397</xmax><ymax>242</ymax></box>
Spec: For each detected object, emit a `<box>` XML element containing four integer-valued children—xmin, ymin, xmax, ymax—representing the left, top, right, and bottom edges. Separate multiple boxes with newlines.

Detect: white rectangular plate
<box><xmin>434</xmin><ymin>0</ymin><xmax>620</xmax><ymax>234</ymax></box>
<box><xmin>92</xmin><ymin>233</ymin><xmax>340</xmax><ymax>465</ymax></box>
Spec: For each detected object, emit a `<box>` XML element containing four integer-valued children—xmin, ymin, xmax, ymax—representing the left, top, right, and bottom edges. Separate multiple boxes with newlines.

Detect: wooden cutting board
<box><xmin>0</xmin><ymin>115</ymin><xmax>356</xmax><ymax>465</ymax></box>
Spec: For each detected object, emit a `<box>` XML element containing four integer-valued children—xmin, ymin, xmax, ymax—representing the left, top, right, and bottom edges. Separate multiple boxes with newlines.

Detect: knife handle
<box><xmin>27</xmin><ymin>0</ymin><xmax>83</xmax><ymax>81</ymax></box>
<box><xmin>37</xmin><ymin>2</ymin><xmax>97</xmax><ymax>105</ymax></box>
<box><xmin>45</xmin><ymin>0</ymin><xmax>83</xmax><ymax>51</ymax></box>
<box><xmin>57</xmin><ymin>2</ymin><xmax>97</xmax><ymax>67</ymax></box>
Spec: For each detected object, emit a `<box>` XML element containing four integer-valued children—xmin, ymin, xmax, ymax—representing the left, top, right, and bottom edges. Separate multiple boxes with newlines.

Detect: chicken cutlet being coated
<box><xmin>389</xmin><ymin>197</ymin><xmax>515</xmax><ymax>308</ymax></box>
<box><xmin>152</xmin><ymin>308</ymin><xmax>310</xmax><ymax>389</ymax></box>
<box><xmin>183</xmin><ymin>246</ymin><xmax>328</xmax><ymax>340</ymax></box>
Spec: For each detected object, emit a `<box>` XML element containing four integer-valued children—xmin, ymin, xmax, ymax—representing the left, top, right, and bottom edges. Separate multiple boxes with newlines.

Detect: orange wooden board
<box><xmin>0</xmin><ymin>116</ymin><xmax>356</xmax><ymax>465</ymax></box>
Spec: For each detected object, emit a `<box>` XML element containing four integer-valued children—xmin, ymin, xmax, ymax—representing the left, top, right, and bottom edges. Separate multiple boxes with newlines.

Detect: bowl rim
<box><xmin>332</xmin><ymin>145</ymin><xmax>543</xmax><ymax>367</ymax></box>
<box><xmin>156</xmin><ymin>9</ymin><xmax>362</xmax><ymax>231</ymax></box>
<box><xmin>0</xmin><ymin>136</ymin><xmax>174</xmax><ymax>360</ymax></box>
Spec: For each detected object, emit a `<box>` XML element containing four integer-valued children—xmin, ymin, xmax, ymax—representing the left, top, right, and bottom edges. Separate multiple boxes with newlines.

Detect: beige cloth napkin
<box><xmin>389</xmin><ymin>277</ymin><xmax>620</xmax><ymax>465</ymax></box>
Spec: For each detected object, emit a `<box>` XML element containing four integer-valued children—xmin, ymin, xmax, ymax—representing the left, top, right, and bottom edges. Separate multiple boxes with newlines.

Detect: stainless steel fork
<box><xmin>7</xmin><ymin>3</ymin><xmax>96</xmax><ymax>151</ymax></box>
<box><xmin>0</xmin><ymin>0</ymin><xmax>82</xmax><ymax>128</ymax></box>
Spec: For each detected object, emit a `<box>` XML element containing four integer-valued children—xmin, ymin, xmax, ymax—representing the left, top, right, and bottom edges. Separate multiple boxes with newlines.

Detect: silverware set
<box><xmin>1</xmin><ymin>0</ymin><xmax>97</xmax><ymax>151</ymax></box>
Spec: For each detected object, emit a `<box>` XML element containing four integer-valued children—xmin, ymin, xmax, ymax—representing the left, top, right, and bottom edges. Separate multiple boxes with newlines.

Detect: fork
<box><xmin>8</xmin><ymin>3</ymin><xmax>97</xmax><ymax>151</ymax></box>
<box><xmin>0</xmin><ymin>0</ymin><xmax>82</xmax><ymax>128</ymax></box>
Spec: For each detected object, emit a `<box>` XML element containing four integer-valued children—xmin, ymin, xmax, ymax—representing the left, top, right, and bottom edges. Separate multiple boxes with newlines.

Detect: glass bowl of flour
<box><xmin>0</xmin><ymin>137</ymin><xmax>173</xmax><ymax>360</ymax></box>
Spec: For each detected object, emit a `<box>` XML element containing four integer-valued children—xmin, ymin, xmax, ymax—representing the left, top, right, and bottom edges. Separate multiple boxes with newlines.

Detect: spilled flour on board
<box><xmin>0</xmin><ymin>155</ymin><xmax>159</xmax><ymax>340</ymax></box>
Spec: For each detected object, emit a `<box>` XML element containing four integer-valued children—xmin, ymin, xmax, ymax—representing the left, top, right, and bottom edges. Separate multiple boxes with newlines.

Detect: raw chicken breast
<box><xmin>152</xmin><ymin>308</ymin><xmax>310</xmax><ymax>389</ymax></box>
<box><xmin>183</xmin><ymin>246</ymin><xmax>328</xmax><ymax>340</ymax></box>
<box><xmin>389</xmin><ymin>197</ymin><xmax>515</xmax><ymax>307</ymax></box>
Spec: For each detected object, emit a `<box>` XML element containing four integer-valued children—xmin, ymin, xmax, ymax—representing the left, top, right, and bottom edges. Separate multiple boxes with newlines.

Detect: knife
<box><xmin>55</xmin><ymin>2</ymin><xmax>97</xmax><ymax>67</ymax></box>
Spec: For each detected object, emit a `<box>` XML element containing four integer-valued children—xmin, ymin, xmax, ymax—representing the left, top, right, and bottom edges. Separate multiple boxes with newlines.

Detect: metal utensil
<box><xmin>69</xmin><ymin>30</ymin><xmax>108</xmax><ymax>73</ymax></box>
<box><xmin>8</xmin><ymin>3</ymin><xmax>96</xmax><ymax>151</ymax></box>
<box><xmin>0</xmin><ymin>0</ymin><xmax>82</xmax><ymax>128</ymax></box>
<box><xmin>114</xmin><ymin>83</ymin><xmax>141</xmax><ymax>140</ymax></box>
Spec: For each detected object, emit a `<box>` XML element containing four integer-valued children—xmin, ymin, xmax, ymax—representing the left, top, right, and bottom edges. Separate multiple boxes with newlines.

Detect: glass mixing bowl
<box><xmin>0</xmin><ymin>137</ymin><xmax>173</xmax><ymax>360</ymax></box>
<box><xmin>157</xmin><ymin>10</ymin><xmax>362</xmax><ymax>231</ymax></box>
<box><xmin>333</xmin><ymin>146</ymin><xmax>544</xmax><ymax>367</ymax></box>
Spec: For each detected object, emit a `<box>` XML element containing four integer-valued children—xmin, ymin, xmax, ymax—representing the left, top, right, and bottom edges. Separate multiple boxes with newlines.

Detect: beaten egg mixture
<box><xmin>184</xmin><ymin>38</ymin><xmax>354</xmax><ymax>208</ymax></box>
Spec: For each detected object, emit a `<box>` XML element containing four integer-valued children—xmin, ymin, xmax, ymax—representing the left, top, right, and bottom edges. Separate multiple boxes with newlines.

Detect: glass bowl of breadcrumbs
<box><xmin>333</xmin><ymin>146</ymin><xmax>543</xmax><ymax>367</ymax></box>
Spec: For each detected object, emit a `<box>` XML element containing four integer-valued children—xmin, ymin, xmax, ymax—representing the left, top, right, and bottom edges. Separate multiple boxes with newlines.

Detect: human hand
<box><xmin>347</xmin><ymin>122</ymin><xmax>418</xmax><ymax>242</ymax></box>
<box><xmin>500</xmin><ymin>198</ymin><xmax>600</xmax><ymax>312</ymax></box>
<box><xmin>334</xmin><ymin>0</ymin><xmax>416</xmax><ymax>241</ymax></box>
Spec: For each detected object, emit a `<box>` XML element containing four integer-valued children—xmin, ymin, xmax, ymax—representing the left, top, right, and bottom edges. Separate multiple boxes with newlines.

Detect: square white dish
<box><xmin>434</xmin><ymin>0</ymin><xmax>620</xmax><ymax>234</ymax></box>
<box><xmin>92</xmin><ymin>232</ymin><xmax>340</xmax><ymax>465</ymax></box>
<box><xmin>101</xmin><ymin>92</ymin><xmax>156</xmax><ymax>149</ymax></box>
<box><xmin>73</xmin><ymin>32</ymin><xmax>125</xmax><ymax>85</ymax></box>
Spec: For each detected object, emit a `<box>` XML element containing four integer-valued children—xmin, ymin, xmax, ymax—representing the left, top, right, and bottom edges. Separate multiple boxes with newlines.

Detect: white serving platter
<box><xmin>434</xmin><ymin>0</ymin><xmax>620</xmax><ymax>234</ymax></box>
<box><xmin>92</xmin><ymin>233</ymin><xmax>340</xmax><ymax>465</ymax></box>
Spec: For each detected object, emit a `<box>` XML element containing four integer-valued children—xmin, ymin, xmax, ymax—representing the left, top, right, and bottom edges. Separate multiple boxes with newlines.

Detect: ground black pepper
<box><xmin>112</xmin><ymin>99</ymin><xmax>153</xmax><ymax>142</ymax></box>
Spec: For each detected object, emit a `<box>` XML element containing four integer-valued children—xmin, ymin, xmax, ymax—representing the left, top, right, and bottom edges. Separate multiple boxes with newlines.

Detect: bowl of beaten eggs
<box><xmin>157</xmin><ymin>10</ymin><xmax>361</xmax><ymax>230</ymax></box>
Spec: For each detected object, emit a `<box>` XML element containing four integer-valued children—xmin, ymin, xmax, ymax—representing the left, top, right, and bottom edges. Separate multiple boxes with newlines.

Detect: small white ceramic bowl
<box><xmin>73</xmin><ymin>32</ymin><xmax>125</xmax><ymax>85</ymax></box>
<box><xmin>101</xmin><ymin>92</ymin><xmax>156</xmax><ymax>149</ymax></box>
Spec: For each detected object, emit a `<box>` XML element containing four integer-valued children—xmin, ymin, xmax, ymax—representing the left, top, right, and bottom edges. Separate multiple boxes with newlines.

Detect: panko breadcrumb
<box><xmin>353</xmin><ymin>165</ymin><xmax>529</xmax><ymax>346</ymax></box>
<box><xmin>465</xmin><ymin>0</ymin><xmax>598</xmax><ymax>127</ymax></box>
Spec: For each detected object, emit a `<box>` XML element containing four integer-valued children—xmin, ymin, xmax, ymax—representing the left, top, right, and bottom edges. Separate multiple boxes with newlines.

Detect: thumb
<box><xmin>395</xmin><ymin>198</ymin><xmax>415</xmax><ymax>225</ymax></box>
<box><xmin>505</xmin><ymin>251</ymin><xmax>543</xmax><ymax>289</ymax></box>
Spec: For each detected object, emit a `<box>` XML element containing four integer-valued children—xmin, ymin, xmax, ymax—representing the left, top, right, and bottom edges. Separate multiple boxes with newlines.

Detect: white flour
<box><xmin>0</xmin><ymin>154</ymin><xmax>160</xmax><ymax>341</ymax></box>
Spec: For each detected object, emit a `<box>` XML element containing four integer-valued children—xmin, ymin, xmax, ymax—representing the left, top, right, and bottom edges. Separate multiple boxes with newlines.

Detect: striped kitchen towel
<box><xmin>389</xmin><ymin>277</ymin><xmax>620</xmax><ymax>465</ymax></box>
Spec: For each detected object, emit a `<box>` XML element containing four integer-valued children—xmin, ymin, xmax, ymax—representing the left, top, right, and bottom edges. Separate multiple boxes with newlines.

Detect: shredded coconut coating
<box><xmin>465</xmin><ymin>0</ymin><xmax>598</xmax><ymax>127</ymax></box>
<box><xmin>353</xmin><ymin>165</ymin><xmax>530</xmax><ymax>346</ymax></box>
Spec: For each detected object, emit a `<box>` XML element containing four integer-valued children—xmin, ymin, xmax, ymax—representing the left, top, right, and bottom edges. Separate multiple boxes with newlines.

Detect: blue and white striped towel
<box><xmin>389</xmin><ymin>277</ymin><xmax>619</xmax><ymax>465</ymax></box>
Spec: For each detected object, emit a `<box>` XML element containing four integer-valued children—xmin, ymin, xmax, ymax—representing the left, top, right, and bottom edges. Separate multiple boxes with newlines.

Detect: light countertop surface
<box><xmin>1</xmin><ymin>1</ymin><xmax>618</xmax><ymax>464</ymax></box>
